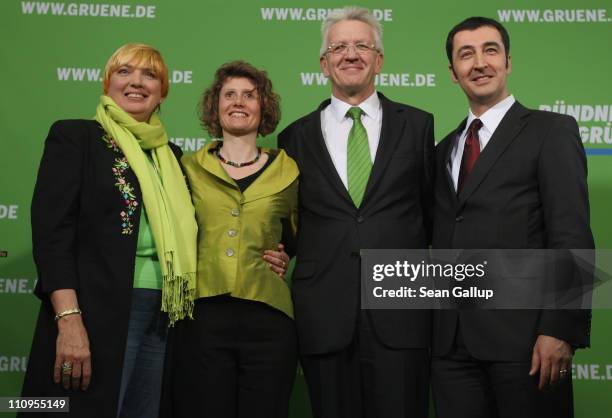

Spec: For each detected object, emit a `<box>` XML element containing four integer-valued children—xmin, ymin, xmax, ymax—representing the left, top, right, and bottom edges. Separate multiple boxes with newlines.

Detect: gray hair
<box><xmin>320</xmin><ymin>6</ymin><xmax>384</xmax><ymax>56</ymax></box>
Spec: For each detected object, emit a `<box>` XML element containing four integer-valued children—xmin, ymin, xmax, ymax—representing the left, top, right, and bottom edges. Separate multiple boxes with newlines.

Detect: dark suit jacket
<box><xmin>278</xmin><ymin>93</ymin><xmax>434</xmax><ymax>355</ymax></box>
<box><xmin>432</xmin><ymin>101</ymin><xmax>594</xmax><ymax>361</ymax></box>
<box><xmin>21</xmin><ymin>120</ymin><xmax>183</xmax><ymax>418</ymax></box>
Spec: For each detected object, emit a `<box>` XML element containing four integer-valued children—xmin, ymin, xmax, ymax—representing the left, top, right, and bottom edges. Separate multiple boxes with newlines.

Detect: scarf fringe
<box><xmin>161</xmin><ymin>259</ymin><xmax>196</xmax><ymax>326</ymax></box>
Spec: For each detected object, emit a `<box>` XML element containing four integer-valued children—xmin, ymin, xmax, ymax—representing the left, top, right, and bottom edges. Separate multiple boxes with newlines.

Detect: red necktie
<box><xmin>457</xmin><ymin>118</ymin><xmax>483</xmax><ymax>194</ymax></box>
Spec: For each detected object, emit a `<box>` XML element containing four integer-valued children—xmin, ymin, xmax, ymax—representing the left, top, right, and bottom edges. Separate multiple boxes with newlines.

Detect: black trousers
<box><xmin>170</xmin><ymin>296</ymin><xmax>297</xmax><ymax>418</ymax></box>
<box><xmin>300</xmin><ymin>310</ymin><xmax>430</xmax><ymax>418</ymax></box>
<box><xmin>431</xmin><ymin>324</ymin><xmax>574</xmax><ymax>418</ymax></box>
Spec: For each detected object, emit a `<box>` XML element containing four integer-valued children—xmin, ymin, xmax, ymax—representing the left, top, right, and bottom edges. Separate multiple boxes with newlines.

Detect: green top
<box><xmin>182</xmin><ymin>141</ymin><xmax>299</xmax><ymax>318</ymax></box>
<box><xmin>133</xmin><ymin>210</ymin><xmax>163</xmax><ymax>289</ymax></box>
<box><xmin>133</xmin><ymin>152</ymin><xmax>163</xmax><ymax>290</ymax></box>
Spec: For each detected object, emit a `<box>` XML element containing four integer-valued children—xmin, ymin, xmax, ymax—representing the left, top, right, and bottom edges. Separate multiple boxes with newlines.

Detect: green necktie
<box><xmin>346</xmin><ymin>106</ymin><xmax>372</xmax><ymax>207</ymax></box>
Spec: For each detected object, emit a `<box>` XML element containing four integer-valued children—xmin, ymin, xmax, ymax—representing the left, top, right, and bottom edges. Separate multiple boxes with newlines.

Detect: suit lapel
<box><xmin>442</xmin><ymin>120</ymin><xmax>466</xmax><ymax>204</ymax></box>
<box><xmin>361</xmin><ymin>93</ymin><xmax>405</xmax><ymax>206</ymax></box>
<box><xmin>195</xmin><ymin>141</ymin><xmax>237</xmax><ymax>188</ymax></box>
<box><xmin>303</xmin><ymin>100</ymin><xmax>354</xmax><ymax>207</ymax></box>
<box><xmin>242</xmin><ymin>149</ymin><xmax>299</xmax><ymax>204</ymax></box>
<box><xmin>458</xmin><ymin>101</ymin><xmax>530</xmax><ymax>207</ymax></box>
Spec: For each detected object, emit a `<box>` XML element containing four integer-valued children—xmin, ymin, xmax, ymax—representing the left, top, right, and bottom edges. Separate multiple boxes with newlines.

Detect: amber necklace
<box><xmin>214</xmin><ymin>143</ymin><xmax>261</xmax><ymax>168</ymax></box>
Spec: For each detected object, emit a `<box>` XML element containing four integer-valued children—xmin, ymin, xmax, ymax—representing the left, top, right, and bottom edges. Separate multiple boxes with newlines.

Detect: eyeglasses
<box><xmin>326</xmin><ymin>42</ymin><xmax>379</xmax><ymax>56</ymax></box>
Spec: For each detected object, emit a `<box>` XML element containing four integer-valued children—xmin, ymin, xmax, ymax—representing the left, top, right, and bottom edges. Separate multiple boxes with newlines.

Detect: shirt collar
<box><xmin>329</xmin><ymin>91</ymin><xmax>381</xmax><ymax>123</ymax></box>
<box><xmin>465</xmin><ymin>94</ymin><xmax>515</xmax><ymax>135</ymax></box>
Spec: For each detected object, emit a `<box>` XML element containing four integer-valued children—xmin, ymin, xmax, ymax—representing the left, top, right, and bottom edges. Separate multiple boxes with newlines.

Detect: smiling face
<box><xmin>320</xmin><ymin>19</ymin><xmax>383</xmax><ymax>103</ymax></box>
<box><xmin>218</xmin><ymin>77</ymin><xmax>261</xmax><ymax>137</ymax></box>
<box><xmin>106</xmin><ymin>63</ymin><xmax>164</xmax><ymax>122</ymax></box>
<box><xmin>450</xmin><ymin>25</ymin><xmax>511</xmax><ymax>115</ymax></box>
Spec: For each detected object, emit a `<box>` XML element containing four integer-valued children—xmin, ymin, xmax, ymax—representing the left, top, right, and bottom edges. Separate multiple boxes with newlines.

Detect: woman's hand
<box><xmin>263</xmin><ymin>243</ymin><xmax>291</xmax><ymax>279</ymax></box>
<box><xmin>50</xmin><ymin>290</ymin><xmax>91</xmax><ymax>390</ymax></box>
<box><xmin>54</xmin><ymin>314</ymin><xmax>92</xmax><ymax>390</ymax></box>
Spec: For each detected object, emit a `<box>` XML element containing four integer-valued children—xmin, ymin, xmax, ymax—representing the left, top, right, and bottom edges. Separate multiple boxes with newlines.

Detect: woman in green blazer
<box><xmin>167</xmin><ymin>61</ymin><xmax>298</xmax><ymax>418</ymax></box>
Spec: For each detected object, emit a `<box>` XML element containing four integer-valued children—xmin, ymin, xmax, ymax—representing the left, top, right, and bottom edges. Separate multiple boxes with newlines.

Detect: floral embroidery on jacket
<box><xmin>103</xmin><ymin>134</ymin><xmax>139</xmax><ymax>235</ymax></box>
<box><xmin>103</xmin><ymin>134</ymin><xmax>121</xmax><ymax>153</ymax></box>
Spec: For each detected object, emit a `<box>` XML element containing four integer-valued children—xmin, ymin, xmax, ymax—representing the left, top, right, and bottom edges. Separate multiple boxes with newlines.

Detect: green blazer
<box><xmin>182</xmin><ymin>141</ymin><xmax>299</xmax><ymax>318</ymax></box>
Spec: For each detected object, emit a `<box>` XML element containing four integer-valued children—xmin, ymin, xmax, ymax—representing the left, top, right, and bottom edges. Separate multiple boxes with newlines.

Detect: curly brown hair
<box><xmin>200</xmin><ymin>61</ymin><xmax>281</xmax><ymax>138</ymax></box>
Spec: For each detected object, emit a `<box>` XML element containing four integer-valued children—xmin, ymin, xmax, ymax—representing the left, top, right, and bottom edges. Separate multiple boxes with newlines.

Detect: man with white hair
<box><xmin>278</xmin><ymin>6</ymin><xmax>434</xmax><ymax>418</ymax></box>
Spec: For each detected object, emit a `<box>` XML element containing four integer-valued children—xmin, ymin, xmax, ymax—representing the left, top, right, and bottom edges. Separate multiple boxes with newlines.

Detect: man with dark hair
<box><xmin>431</xmin><ymin>16</ymin><xmax>593</xmax><ymax>418</ymax></box>
<box><xmin>444</xmin><ymin>16</ymin><xmax>510</xmax><ymax>64</ymax></box>
<box><xmin>278</xmin><ymin>6</ymin><xmax>434</xmax><ymax>418</ymax></box>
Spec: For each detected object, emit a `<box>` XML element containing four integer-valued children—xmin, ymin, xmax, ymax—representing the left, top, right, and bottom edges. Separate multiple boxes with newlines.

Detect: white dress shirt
<box><xmin>450</xmin><ymin>95</ymin><xmax>516</xmax><ymax>191</ymax></box>
<box><xmin>320</xmin><ymin>92</ymin><xmax>383</xmax><ymax>189</ymax></box>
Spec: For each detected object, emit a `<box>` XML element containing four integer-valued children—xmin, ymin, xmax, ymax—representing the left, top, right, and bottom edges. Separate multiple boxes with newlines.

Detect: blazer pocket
<box><xmin>292</xmin><ymin>260</ymin><xmax>316</xmax><ymax>280</ymax></box>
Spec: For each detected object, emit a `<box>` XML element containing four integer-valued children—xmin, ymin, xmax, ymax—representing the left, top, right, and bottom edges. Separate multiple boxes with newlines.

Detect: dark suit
<box><xmin>431</xmin><ymin>102</ymin><xmax>594</xmax><ymax>418</ymax></box>
<box><xmin>278</xmin><ymin>93</ymin><xmax>434</xmax><ymax>418</ymax></box>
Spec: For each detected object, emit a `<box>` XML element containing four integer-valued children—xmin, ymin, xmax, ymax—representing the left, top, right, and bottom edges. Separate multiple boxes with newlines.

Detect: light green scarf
<box><xmin>95</xmin><ymin>95</ymin><xmax>197</xmax><ymax>325</ymax></box>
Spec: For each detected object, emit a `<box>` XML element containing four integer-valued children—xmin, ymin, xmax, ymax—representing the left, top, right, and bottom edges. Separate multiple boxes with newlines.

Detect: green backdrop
<box><xmin>1</xmin><ymin>1</ymin><xmax>610</xmax><ymax>417</ymax></box>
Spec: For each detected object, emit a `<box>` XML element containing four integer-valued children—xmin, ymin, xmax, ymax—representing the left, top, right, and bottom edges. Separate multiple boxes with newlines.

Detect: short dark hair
<box><xmin>445</xmin><ymin>16</ymin><xmax>510</xmax><ymax>63</ymax></box>
<box><xmin>200</xmin><ymin>61</ymin><xmax>281</xmax><ymax>138</ymax></box>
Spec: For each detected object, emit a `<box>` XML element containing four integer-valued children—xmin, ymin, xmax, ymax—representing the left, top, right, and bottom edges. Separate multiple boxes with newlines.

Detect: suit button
<box><xmin>455</xmin><ymin>215</ymin><xmax>464</xmax><ymax>222</ymax></box>
<box><xmin>226</xmin><ymin>248</ymin><xmax>235</xmax><ymax>257</ymax></box>
<box><xmin>228</xmin><ymin>229</ymin><xmax>237</xmax><ymax>237</ymax></box>
<box><xmin>231</xmin><ymin>208</ymin><xmax>240</xmax><ymax>217</ymax></box>
<box><xmin>356</xmin><ymin>216</ymin><xmax>365</xmax><ymax>223</ymax></box>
